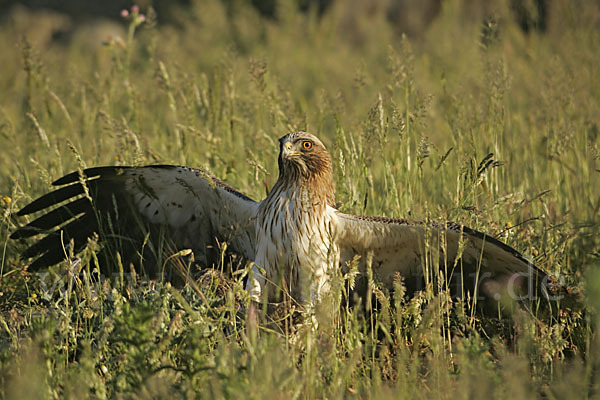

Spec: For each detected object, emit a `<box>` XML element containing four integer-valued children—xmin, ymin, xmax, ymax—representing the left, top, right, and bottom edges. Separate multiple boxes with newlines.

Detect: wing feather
<box><xmin>17</xmin><ymin>180</ymin><xmax>99</xmax><ymax>216</ymax></box>
<box><xmin>12</xmin><ymin>166</ymin><xmax>258</xmax><ymax>274</ymax></box>
<box><xmin>11</xmin><ymin>198</ymin><xmax>91</xmax><ymax>239</ymax></box>
<box><xmin>334</xmin><ymin>211</ymin><xmax>549</xmax><ymax>300</ymax></box>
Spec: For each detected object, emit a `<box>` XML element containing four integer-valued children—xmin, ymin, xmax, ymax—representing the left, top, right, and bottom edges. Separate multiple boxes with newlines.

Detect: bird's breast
<box><xmin>255</xmin><ymin>192</ymin><xmax>339</xmax><ymax>302</ymax></box>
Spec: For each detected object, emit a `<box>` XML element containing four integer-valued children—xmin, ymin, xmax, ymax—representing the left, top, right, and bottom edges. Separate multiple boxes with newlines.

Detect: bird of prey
<box><xmin>11</xmin><ymin>131</ymin><xmax>551</xmax><ymax>307</ymax></box>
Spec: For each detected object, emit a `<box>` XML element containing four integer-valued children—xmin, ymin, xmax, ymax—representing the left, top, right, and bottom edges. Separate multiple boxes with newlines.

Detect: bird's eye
<box><xmin>302</xmin><ymin>141</ymin><xmax>312</xmax><ymax>150</ymax></box>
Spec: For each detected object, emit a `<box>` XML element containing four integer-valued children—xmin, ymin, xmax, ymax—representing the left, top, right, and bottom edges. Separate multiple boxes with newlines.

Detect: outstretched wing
<box><xmin>334</xmin><ymin>211</ymin><xmax>549</xmax><ymax>301</ymax></box>
<box><xmin>11</xmin><ymin>166</ymin><xmax>258</xmax><ymax>275</ymax></box>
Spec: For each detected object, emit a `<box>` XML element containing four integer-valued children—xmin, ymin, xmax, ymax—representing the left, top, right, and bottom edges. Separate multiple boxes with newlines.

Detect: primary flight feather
<box><xmin>12</xmin><ymin>132</ymin><xmax>551</xmax><ymax>306</ymax></box>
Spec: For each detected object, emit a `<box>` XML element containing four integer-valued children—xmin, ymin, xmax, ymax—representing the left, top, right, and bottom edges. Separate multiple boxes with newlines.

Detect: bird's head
<box><xmin>275</xmin><ymin>131</ymin><xmax>335</xmax><ymax>205</ymax></box>
<box><xmin>278</xmin><ymin>132</ymin><xmax>330</xmax><ymax>175</ymax></box>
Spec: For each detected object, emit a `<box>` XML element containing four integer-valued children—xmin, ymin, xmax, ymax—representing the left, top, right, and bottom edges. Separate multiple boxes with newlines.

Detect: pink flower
<box><xmin>131</xmin><ymin>5</ymin><xmax>139</xmax><ymax>14</ymax></box>
<box><xmin>138</xmin><ymin>14</ymin><xmax>146</xmax><ymax>22</ymax></box>
<box><xmin>120</xmin><ymin>9</ymin><xmax>129</xmax><ymax>18</ymax></box>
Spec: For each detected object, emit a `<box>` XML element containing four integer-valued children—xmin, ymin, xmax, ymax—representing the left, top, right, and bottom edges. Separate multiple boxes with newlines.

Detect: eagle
<box><xmin>11</xmin><ymin>131</ymin><xmax>552</xmax><ymax>307</ymax></box>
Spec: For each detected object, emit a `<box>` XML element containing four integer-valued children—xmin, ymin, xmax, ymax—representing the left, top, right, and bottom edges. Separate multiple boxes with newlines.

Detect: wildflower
<box><xmin>1</xmin><ymin>195</ymin><xmax>11</xmax><ymax>207</ymax></box>
<box><xmin>121</xmin><ymin>5</ymin><xmax>146</xmax><ymax>26</ymax></box>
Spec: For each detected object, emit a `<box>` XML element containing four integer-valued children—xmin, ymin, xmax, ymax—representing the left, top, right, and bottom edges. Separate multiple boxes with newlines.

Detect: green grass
<box><xmin>0</xmin><ymin>0</ymin><xmax>599</xmax><ymax>397</ymax></box>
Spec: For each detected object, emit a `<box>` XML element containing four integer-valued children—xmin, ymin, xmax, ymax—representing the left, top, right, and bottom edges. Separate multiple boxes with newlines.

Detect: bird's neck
<box><xmin>265</xmin><ymin>167</ymin><xmax>335</xmax><ymax>212</ymax></box>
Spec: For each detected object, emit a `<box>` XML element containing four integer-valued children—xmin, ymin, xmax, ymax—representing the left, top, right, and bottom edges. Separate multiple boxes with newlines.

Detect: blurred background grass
<box><xmin>0</xmin><ymin>0</ymin><xmax>599</xmax><ymax>397</ymax></box>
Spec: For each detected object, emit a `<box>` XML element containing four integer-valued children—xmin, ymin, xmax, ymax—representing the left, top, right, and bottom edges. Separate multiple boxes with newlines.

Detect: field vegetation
<box><xmin>0</xmin><ymin>0</ymin><xmax>599</xmax><ymax>397</ymax></box>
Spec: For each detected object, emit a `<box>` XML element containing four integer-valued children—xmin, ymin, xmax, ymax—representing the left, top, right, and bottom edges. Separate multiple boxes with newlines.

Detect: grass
<box><xmin>0</xmin><ymin>0</ymin><xmax>599</xmax><ymax>397</ymax></box>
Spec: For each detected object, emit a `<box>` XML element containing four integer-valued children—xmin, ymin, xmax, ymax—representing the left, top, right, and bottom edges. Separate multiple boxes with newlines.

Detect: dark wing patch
<box><xmin>51</xmin><ymin>166</ymin><xmax>124</xmax><ymax>186</ymax></box>
<box><xmin>11</xmin><ymin>197</ymin><xmax>91</xmax><ymax>239</ymax></box>
<box><xmin>17</xmin><ymin>180</ymin><xmax>98</xmax><ymax>216</ymax></box>
<box><xmin>445</xmin><ymin>221</ymin><xmax>541</xmax><ymax>274</ymax></box>
<box><xmin>12</xmin><ymin>171</ymin><xmax>127</xmax><ymax>271</ymax></box>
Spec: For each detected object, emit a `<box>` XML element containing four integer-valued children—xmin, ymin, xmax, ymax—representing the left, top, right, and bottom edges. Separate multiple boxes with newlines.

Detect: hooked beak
<box><xmin>281</xmin><ymin>139</ymin><xmax>300</xmax><ymax>158</ymax></box>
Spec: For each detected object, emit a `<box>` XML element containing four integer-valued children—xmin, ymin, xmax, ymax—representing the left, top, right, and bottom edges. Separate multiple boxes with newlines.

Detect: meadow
<box><xmin>0</xmin><ymin>0</ymin><xmax>599</xmax><ymax>397</ymax></box>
